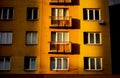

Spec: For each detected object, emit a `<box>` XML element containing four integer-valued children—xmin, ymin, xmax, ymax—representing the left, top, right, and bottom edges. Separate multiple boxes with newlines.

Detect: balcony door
<box><xmin>51</xmin><ymin>32</ymin><xmax>69</xmax><ymax>43</ymax></box>
<box><xmin>50</xmin><ymin>32</ymin><xmax>71</xmax><ymax>52</ymax></box>
<box><xmin>52</xmin><ymin>8</ymin><xmax>69</xmax><ymax>20</ymax></box>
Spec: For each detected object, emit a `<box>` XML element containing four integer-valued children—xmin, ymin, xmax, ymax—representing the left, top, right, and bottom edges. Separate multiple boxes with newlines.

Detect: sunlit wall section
<box><xmin>80</xmin><ymin>0</ymin><xmax>112</xmax><ymax>74</ymax></box>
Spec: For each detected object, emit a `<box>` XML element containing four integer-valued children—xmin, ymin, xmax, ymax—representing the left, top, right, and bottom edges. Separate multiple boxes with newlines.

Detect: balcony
<box><xmin>50</xmin><ymin>0</ymin><xmax>72</xmax><ymax>4</ymax></box>
<box><xmin>50</xmin><ymin>16</ymin><xmax>72</xmax><ymax>28</ymax></box>
<box><xmin>49</xmin><ymin>42</ymin><xmax>72</xmax><ymax>53</ymax></box>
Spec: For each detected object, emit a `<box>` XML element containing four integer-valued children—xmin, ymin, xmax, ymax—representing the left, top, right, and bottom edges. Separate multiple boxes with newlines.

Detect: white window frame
<box><xmin>51</xmin><ymin>57</ymin><xmax>69</xmax><ymax>70</ymax></box>
<box><xmin>26</xmin><ymin>32</ymin><xmax>38</xmax><ymax>44</ymax></box>
<box><xmin>0</xmin><ymin>8</ymin><xmax>13</xmax><ymax>20</ymax></box>
<box><xmin>86</xmin><ymin>57</ymin><xmax>103</xmax><ymax>70</ymax></box>
<box><xmin>51</xmin><ymin>32</ymin><xmax>69</xmax><ymax>44</ymax></box>
<box><xmin>24</xmin><ymin>57</ymin><xmax>36</xmax><ymax>70</ymax></box>
<box><xmin>88</xmin><ymin>32</ymin><xmax>101</xmax><ymax>44</ymax></box>
<box><xmin>0</xmin><ymin>32</ymin><xmax>12</xmax><ymax>44</ymax></box>
<box><xmin>0</xmin><ymin>57</ymin><xmax>10</xmax><ymax>70</ymax></box>
<box><xmin>86</xmin><ymin>9</ymin><xmax>101</xmax><ymax>20</ymax></box>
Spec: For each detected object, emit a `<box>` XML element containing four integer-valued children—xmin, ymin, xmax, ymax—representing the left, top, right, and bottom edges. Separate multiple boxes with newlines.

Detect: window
<box><xmin>27</xmin><ymin>8</ymin><xmax>38</xmax><ymax>20</ymax></box>
<box><xmin>0</xmin><ymin>32</ymin><xmax>12</xmax><ymax>44</ymax></box>
<box><xmin>84</xmin><ymin>57</ymin><xmax>103</xmax><ymax>70</ymax></box>
<box><xmin>52</xmin><ymin>8</ymin><xmax>69</xmax><ymax>20</ymax></box>
<box><xmin>84</xmin><ymin>32</ymin><xmax>101</xmax><ymax>44</ymax></box>
<box><xmin>26</xmin><ymin>31</ymin><xmax>38</xmax><ymax>44</ymax></box>
<box><xmin>0</xmin><ymin>57</ymin><xmax>10</xmax><ymax>70</ymax></box>
<box><xmin>24</xmin><ymin>57</ymin><xmax>36</xmax><ymax>70</ymax></box>
<box><xmin>50</xmin><ymin>32</ymin><xmax>71</xmax><ymax>52</ymax></box>
<box><xmin>51</xmin><ymin>8</ymin><xmax>71</xmax><ymax>26</ymax></box>
<box><xmin>50</xmin><ymin>57</ymin><xmax>69</xmax><ymax>70</ymax></box>
<box><xmin>51</xmin><ymin>32</ymin><xmax>69</xmax><ymax>43</ymax></box>
<box><xmin>83</xmin><ymin>8</ymin><xmax>100</xmax><ymax>20</ymax></box>
<box><xmin>0</xmin><ymin>7</ymin><xmax>13</xmax><ymax>20</ymax></box>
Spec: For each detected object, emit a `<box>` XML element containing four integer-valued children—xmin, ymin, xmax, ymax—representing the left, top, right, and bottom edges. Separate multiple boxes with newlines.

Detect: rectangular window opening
<box><xmin>24</xmin><ymin>56</ymin><xmax>36</xmax><ymax>70</ymax></box>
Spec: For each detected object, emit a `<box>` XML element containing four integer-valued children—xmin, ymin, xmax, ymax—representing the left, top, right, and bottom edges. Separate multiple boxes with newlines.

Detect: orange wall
<box><xmin>0</xmin><ymin>0</ymin><xmax>112</xmax><ymax>74</ymax></box>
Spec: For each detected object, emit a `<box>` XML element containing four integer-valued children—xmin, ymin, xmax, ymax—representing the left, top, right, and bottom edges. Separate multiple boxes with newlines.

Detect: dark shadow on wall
<box><xmin>71</xmin><ymin>43</ymin><xmax>80</xmax><ymax>54</ymax></box>
<box><xmin>72</xmin><ymin>19</ymin><xmax>80</xmax><ymax>29</ymax></box>
<box><xmin>109</xmin><ymin>4</ymin><xmax>120</xmax><ymax>74</ymax></box>
<box><xmin>0</xmin><ymin>74</ymin><xmax>44</xmax><ymax>78</ymax></box>
<box><xmin>71</xmin><ymin>0</ymin><xmax>80</xmax><ymax>5</ymax></box>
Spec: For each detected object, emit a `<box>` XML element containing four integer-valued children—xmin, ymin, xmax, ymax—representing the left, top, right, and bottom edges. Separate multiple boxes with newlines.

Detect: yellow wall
<box><xmin>0</xmin><ymin>0</ymin><xmax>112</xmax><ymax>74</ymax></box>
<box><xmin>0</xmin><ymin>0</ymin><xmax>42</xmax><ymax>74</ymax></box>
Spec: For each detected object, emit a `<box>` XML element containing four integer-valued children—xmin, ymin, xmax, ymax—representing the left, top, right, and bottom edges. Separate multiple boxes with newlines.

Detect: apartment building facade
<box><xmin>0</xmin><ymin>0</ymin><xmax>112</xmax><ymax>77</ymax></box>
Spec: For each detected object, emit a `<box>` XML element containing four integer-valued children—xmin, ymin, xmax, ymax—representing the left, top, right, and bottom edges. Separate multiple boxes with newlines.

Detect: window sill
<box><xmin>27</xmin><ymin>19</ymin><xmax>39</xmax><ymax>21</ymax></box>
<box><xmin>24</xmin><ymin>69</ymin><xmax>36</xmax><ymax>71</ymax></box>
<box><xmin>84</xmin><ymin>44</ymin><xmax>102</xmax><ymax>46</ymax></box>
<box><xmin>51</xmin><ymin>69</ymin><xmax>69</xmax><ymax>72</ymax></box>
<box><xmin>84</xmin><ymin>69</ymin><xmax>103</xmax><ymax>72</ymax></box>
<box><xmin>83</xmin><ymin>20</ymin><xmax>99</xmax><ymax>21</ymax></box>
<box><xmin>26</xmin><ymin>44</ymin><xmax>38</xmax><ymax>45</ymax></box>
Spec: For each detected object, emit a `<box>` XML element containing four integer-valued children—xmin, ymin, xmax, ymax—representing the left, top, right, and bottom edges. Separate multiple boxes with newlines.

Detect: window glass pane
<box><xmin>26</xmin><ymin>32</ymin><xmax>31</xmax><ymax>44</ymax></box>
<box><xmin>57</xmin><ymin>32</ymin><xmax>62</xmax><ymax>42</ymax></box>
<box><xmin>84</xmin><ymin>57</ymin><xmax>89</xmax><ymax>69</ymax></box>
<box><xmin>5</xmin><ymin>57</ymin><xmax>10</xmax><ymax>69</ymax></box>
<box><xmin>83</xmin><ymin>9</ymin><xmax>87</xmax><ymax>20</ymax></box>
<box><xmin>96</xmin><ymin>58</ymin><xmax>101</xmax><ymax>69</ymax></box>
<box><xmin>63</xmin><ymin>58</ymin><xmax>68</xmax><ymax>69</ymax></box>
<box><xmin>64</xmin><ymin>9</ymin><xmax>69</xmax><ymax>16</ymax></box>
<box><xmin>52</xmin><ymin>8</ymin><xmax>55</xmax><ymax>16</ymax></box>
<box><xmin>57</xmin><ymin>58</ymin><xmax>61</xmax><ymax>69</ymax></box>
<box><xmin>31</xmin><ymin>58</ymin><xmax>36</xmax><ymax>69</ymax></box>
<box><xmin>90</xmin><ymin>58</ymin><xmax>95</xmax><ymax>69</ymax></box>
<box><xmin>0</xmin><ymin>58</ymin><xmax>4</xmax><ymax>70</ymax></box>
<box><xmin>58</xmin><ymin>9</ymin><xmax>63</xmax><ymax>19</ymax></box>
<box><xmin>0</xmin><ymin>63</ymin><xmax>3</xmax><ymax>70</ymax></box>
<box><xmin>0</xmin><ymin>33</ymin><xmax>2</xmax><ymax>44</ymax></box>
<box><xmin>84</xmin><ymin>32</ymin><xmax>88</xmax><ymax>44</ymax></box>
<box><xmin>50</xmin><ymin>57</ymin><xmax>55</xmax><ymax>70</ymax></box>
<box><xmin>51</xmin><ymin>32</ymin><xmax>56</xmax><ymax>42</ymax></box>
<box><xmin>63</xmin><ymin>32</ymin><xmax>68</xmax><ymax>42</ymax></box>
<box><xmin>95</xmin><ymin>10</ymin><xmax>99</xmax><ymax>20</ymax></box>
<box><xmin>58</xmin><ymin>9</ymin><xmax>63</xmax><ymax>16</ymax></box>
<box><xmin>9</xmin><ymin>8</ymin><xmax>13</xmax><ymax>19</ymax></box>
<box><xmin>27</xmin><ymin>8</ymin><xmax>32</xmax><ymax>19</ymax></box>
<box><xmin>96</xmin><ymin>33</ymin><xmax>100</xmax><ymax>43</ymax></box>
<box><xmin>90</xmin><ymin>33</ymin><xmax>94</xmax><ymax>43</ymax></box>
<box><xmin>5</xmin><ymin>61</ymin><xmax>10</xmax><ymax>69</ymax></box>
<box><xmin>3</xmin><ymin>8</ymin><xmax>7</xmax><ymax>19</ymax></box>
<box><xmin>1</xmin><ymin>33</ymin><xmax>6</xmax><ymax>44</ymax></box>
<box><xmin>33</xmin><ymin>9</ymin><xmax>37</xmax><ymax>19</ymax></box>
<box><xmin>0</xmin><ymin>8</ymin><xmax>2</xmax><ymax>19</ymax></box>
<box><xmin>7</xmin><ymin>33</ymin><xmax>12</xmax><ymax>44</ymax></box>
<box><xmin>89</xmin><ymin>10</ymin><xmax>93</xmax><ymax>20</ymax></box>
<box><xmin>24</xmin><ymin>57</ymin><xmax>30</xmax><ymax>69</ymax></box>
<box><xmin>32</xmin><ymin>32</ymin><xmax>37</xmax><ymax>44</ymax></box>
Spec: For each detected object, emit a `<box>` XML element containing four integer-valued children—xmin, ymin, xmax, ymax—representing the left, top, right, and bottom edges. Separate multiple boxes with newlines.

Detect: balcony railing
<box><xmin>50</xmin><ymin>16</ymin><xmax>72</xmax><ymax>28</ymax></box>
<box><xmin>49</xmin><ymin>41</ymin><xmax>71</xmax><ymax>53</ymax></box>
<box><xmin>50</xmin><ymin>0</ymin><xmax>72</xmax><ymax>4</ymax></box>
